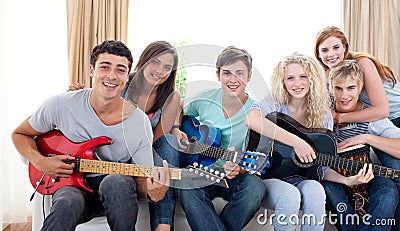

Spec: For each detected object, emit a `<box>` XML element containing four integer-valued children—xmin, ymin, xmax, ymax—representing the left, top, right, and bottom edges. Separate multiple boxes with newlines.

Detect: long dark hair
<box><xmin>124</xmin><ymin>41</ymin><xmax>178</xmax><ymax>114</ymax></box>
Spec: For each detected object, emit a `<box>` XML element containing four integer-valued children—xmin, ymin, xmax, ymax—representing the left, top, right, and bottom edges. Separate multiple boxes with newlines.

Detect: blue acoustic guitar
<box><xmin>180</xmin><ymin>115</ymin><xmax>270</xmax><ymax>175</ymax></box>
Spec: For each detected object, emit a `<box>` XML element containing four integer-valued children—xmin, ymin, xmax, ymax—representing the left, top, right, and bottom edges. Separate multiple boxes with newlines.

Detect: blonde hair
<box><xmin>329</xmin><ymin>60</ymin><xmax>364</xmax><ymax>93</ymax></box>
<box><xmin>271</xmin><ymin>53</ymin><xmax>330</xmax><ymax>128</ymax></box>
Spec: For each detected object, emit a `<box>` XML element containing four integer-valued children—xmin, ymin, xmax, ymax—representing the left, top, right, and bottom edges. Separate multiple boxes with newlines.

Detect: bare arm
<box><xmin>11</xmin><ymin>117</ymin><xmax>75</xmax><ymax>178</ymax></box>
<box><xmin>338</xmin><ymin>134</ymin><xmax>400</xmax><ymax>159</ymax></box>
<box><xmin>152</xmin><ymin>90</ymin><xmax>181</xmax><ymax>142</ymax></box>
<box><xmin>336</xmin><ymin>58</ymin><xmax>389</xmax><ymax>124</ymax></box>
<box><xmin>323</xmin><ymin>164</ymin><xmax>374</xmax><ymax>186</ymax></box>
<box><xmin>245</xmin><ymin>109</ymin><xmax>315</xmax><ymax>163</ymax></box>
<box><xmin>170</xmin><ymin>98</ymin><xmax>189</xmax><ymax>150</ymax></box>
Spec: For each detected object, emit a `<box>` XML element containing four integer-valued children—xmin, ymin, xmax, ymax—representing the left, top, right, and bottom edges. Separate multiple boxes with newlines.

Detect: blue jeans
<box><xmin>322</xmin><ymin>176</ymin><xmax>398</xmax><ymax>231</ymax></box>
<box><xmin>176</xmin><ymin>173</ymin><xmax>266</xmax><ymax>231</ymax></box>
<box><xmin>42</xmin><ymin>174</ymin><xmax>139</xmax><ymax>231</ymax></box>
<box><xmin>374</xmin><ymin>149</ymin><xmax>400</xmax><ymax>231</ymax></box>
<box><xmin>390</xmin><ymin>117</ymin><xmax>400</xmax><ymax>128</ymax></box>
<box><xmin>263</xmin><ymin>178</ymin><xmax>326</xmax><ymax>231</ymax></box>
<box><xmin>149</xmin><ymin>134</ymin><xmax>181</xmax><ymax>230</ymax></box>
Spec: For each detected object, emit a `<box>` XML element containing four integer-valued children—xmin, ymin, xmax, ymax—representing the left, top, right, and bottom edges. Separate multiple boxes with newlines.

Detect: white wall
<box><xmin>128</xmin><ymin>0</ymin><xmax>342</xmax><ymax>100</ymax></box>
<box><xmin>0</xmin><ymin>0</ymin><xmax>69</xmax><ymax>224</ymax></box>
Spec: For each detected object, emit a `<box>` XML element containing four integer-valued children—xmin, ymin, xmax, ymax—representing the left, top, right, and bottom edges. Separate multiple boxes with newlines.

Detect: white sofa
<box><xmin>31</xmin><ymin>194</ymin><xmax>269</xmax><ymax>231</ymax></box>
<box><xmin>32</xmin><ymin>193</ymin><xmax>338</xmax><ymax>231</ymax></box>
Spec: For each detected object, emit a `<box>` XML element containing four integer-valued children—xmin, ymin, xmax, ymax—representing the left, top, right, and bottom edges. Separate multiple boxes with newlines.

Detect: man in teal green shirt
<box><xmin>175</xmin><ymin>46</ymin><xmax>266</xmax><ymax>231</ymax></box>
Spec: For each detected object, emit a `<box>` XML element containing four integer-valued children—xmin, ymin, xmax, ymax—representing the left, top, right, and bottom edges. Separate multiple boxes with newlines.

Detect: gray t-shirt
<box><xmin>29</xmin><ymin>88</ymin><xmax>154</xmax><ymax>168</ymax></box>
<box><xmin>368</xmin><ymin>118</ymin><xmax>400</xmax><ymax>138</ymax></box>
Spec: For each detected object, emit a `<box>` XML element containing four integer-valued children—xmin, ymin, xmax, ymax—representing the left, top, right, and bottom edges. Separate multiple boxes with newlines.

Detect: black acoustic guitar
<box><xmin>246</xmin><ymin>111</ymin><xmax>400</xmax><ymax>181</ymax></box>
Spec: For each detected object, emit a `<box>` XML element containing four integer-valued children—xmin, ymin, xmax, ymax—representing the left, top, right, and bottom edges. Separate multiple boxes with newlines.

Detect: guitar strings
<box><xmin>317</xmin><ymin>153</ymin><xmax>398</xmax><ymax>179</ymax></box>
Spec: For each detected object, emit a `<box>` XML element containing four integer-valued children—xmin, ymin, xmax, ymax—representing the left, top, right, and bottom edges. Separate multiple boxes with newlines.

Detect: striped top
<box><xmin>333</xmin><ymin>102</ymin><xmax>369</xmax><ymax>143</ymax></box>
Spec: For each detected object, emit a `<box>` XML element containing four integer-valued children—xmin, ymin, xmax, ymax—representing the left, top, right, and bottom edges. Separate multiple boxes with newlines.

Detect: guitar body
<box><xmin>180</xmin><ymin>115</ymin><xmax>222</xmax><ymax>167</ymax></box>
<box><xmin>29</xmin><ymin>130</ymin><xmax>113</xmax><ymax>195</ymax></box>
<box><xmin>254</xmin><ymin>112</ymin><xmax>337</xmax><ymax>180</ymax></box>
<box><xmin>267</xmin><ymin>112</ymin><xmax>337</xmax><ymax>162</ymax></box>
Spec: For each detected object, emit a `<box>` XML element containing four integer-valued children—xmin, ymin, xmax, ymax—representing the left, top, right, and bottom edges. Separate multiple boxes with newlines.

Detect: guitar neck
<box><xmin>79</xmin><ymin>159</ymin><xmax>182</xmax><ymax>180</ymax></box>
<box><xmin>317</xmin><ymin>153</ymin><xmax>400</xmax><ymax>180</ymax></box>
<box><xmin>186</xmin><ymin>142</ymin><xmax>237</xmax><ymax>162</ymax></box>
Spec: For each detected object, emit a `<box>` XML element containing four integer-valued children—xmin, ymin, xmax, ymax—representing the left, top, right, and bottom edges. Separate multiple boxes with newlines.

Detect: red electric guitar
<box><xmin>29</xmin><ymin>130</ymin><xmax>228</xmax><ymax>196</ymax></box>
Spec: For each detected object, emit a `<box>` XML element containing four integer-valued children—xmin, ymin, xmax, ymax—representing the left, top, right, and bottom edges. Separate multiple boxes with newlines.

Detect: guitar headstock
<box><xmin>237</xmin><ymin>151</ymin><xmax>271</xmax><ymax>175</ymax></box>
<box><xmin>179</xmin><ymin>164</ymin><xmax>229</xmax><ymax>189</ymax></box>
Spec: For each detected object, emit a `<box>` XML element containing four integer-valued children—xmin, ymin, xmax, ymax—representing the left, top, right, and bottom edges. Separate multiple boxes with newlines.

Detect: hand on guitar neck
<box><xmin>180</xmin><ymin>115</ymin><xmax>271</xmax><ymax>175</ymax></box>
<box><xmin>144</xmin><ymin>160</ymin><xmax>170</xmax><ymax>202</ymax></box>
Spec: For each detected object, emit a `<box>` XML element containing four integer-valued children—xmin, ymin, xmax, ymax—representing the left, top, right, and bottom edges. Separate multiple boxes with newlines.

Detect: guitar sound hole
<box><xmin>291</xmin><ymin>151</ymin><xmax>315</xmax><ymax>168</ymax></box>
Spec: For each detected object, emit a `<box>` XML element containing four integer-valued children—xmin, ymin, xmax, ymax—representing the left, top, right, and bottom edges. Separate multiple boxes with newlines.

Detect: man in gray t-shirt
<box><xmin>11</xmin><ymin>40</ymin><xmax>170</xmax><ymax>230</ymax></box>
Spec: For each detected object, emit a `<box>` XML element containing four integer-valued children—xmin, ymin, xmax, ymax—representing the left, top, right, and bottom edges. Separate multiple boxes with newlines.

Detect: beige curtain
<box><xmin>343</xmin><ymin>0</ymin><xmax>400</xmax><ymax>80</ymax></box>
<box><xmin>66</xmin><ymin>0</ymin><xmax>129</xmax><ymax>87</ymax></box>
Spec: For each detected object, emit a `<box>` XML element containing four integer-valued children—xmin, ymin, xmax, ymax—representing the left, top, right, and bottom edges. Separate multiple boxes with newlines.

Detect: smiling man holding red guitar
<box><xmin>11</xmin><ymin>40</ymin><xmax>170</xmax><ymax>231</ymax></box>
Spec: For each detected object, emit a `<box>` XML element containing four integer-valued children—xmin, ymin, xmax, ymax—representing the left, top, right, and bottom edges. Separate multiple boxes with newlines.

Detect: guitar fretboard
<box><xmin>316</xmin><ymin>153</ymin><xmax>400</xmax><ymax>180</ymax></box>
<box><xmin>79</xmin><ymin>159</ymin><xmax>182</xmax><ymax>180</ymax></box>
<box><xmin>186</xmin><ymin>142</ymin><xmax>237</xmax><ymax>162</ymax></box>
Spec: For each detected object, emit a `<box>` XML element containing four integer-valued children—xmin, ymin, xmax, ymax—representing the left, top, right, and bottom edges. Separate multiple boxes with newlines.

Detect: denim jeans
<box><xmin>374</xmin><ymin>149</ymin><xmax>400</xmax><ymax>231</ymax></box>
<box><xmin>149</xmin><ymin>134</ymin><xmax>181</xmax><ymax>230</ymax></box>
<box><xmin>42</xmin><ymin>174</ymin><xmax>138</xmax><ymax>231</ymax></box>
<box><xmin>176</xmin><ymin>173</ymin><xmax>266</xmax><ymax>231</ymax></box>
<box><xmin>263</xmin><ymin>178</ymin><xmax>326</xmax><ymax>231</ymax></box>
<box><xmin>322</xmin><ymin>176</ymin><xmax>398</xmax><ymax>231</ymax></box>
<box><xmin>390</xmin><ymin>117</ymin><xmax>400</xmax><ymax>128</ymax></box>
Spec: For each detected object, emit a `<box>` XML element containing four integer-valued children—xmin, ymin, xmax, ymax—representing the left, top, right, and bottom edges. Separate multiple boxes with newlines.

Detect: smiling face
<box><xmin>217</xmin><ymin>60</ymin><xmax>251</xmax><ymax>98</ymax></box>
<box><xmin>318</xmin><ymin>36</ymin><xmax>346</xmax><ymax>69</ymax></box>
<box><xmin>142</xmin><ymin>53</ymin><xmax>174</xmax><ymax>86</ymax></box>
<box><xmin>333</xmin><ymin>77</ymin><xmax>362</xmax><ymax>113</ymax></box>
<box><xmin>284</xmin><ymin>63</ymin><xmax>310</xmax><ymax>101</ymax></box>
<box><xmin>90</xmin><ymin>52</ymin><xmax>130</xmax><ymax>100</ymax></box>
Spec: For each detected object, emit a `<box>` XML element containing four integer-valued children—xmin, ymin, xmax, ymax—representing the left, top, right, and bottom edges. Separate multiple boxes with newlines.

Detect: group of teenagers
<box><xmin>11</xmin><ymin>25</ymin><xmax>400</xmax><ymax>231</ymax></box>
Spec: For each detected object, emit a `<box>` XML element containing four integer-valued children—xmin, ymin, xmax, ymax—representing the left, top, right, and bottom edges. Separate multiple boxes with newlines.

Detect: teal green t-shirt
<box><xmin>183</xmin><ymin>88</ymin><xmax>253</xmax><ymax>152</ymax></box>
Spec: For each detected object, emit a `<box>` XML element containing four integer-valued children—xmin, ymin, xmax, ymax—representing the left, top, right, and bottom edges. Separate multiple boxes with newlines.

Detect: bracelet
<box><xmin>170</xmin><ymin>125</ymin><xmax>180</xmax><ymax>133</ymax></box>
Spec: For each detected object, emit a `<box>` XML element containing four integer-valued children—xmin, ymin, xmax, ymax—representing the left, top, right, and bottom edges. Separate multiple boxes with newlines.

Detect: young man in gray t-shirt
<box><xmin>12</xmin><ymin>40</ymin><xmax>170</xmax><ymax>230</ymax></box>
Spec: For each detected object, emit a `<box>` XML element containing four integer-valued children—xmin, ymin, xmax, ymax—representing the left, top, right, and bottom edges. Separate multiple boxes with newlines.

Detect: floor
<box><xmin>2</xmin><ymin>217</ymin><xmax>31</xmax><ymax>231</ymax></box>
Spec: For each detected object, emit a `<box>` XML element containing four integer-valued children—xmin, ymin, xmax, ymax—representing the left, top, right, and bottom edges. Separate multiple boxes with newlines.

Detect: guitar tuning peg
<box><xmin>209</xmin><ymin>168</ymin><xmax>214</xmax><ymax>173</ymax></box>
<box><xmin>194</xmin><ymin>170</ymin><xmax>199</xmax><ymax>174</ymax></box>
<box><xmin>203</xmin><ymin>166</ymin><xmax>209</xmax><ymax>171</ymax></box>
<box><xmin>211</xmin><ymin>176</ymin><xmax>215</xmax><ymax>181</ymax></box>
<box><xmin>193</xmin><ymin>162</ymin><xmax>198</xmax><ymax>167</ymax></box>
<box><xmin>200</xmin><ymin>172</ymin><xmax>204</xmax><ymax>176</ymax></box>
<box><xmin>216</xmin><ymin>179</ymin><xmax>221</xmax><ymax>183</ymax></box>
<box><xmin>205</xmin><ymin>175</ymin><xmax>210</xmax><ymax>179</ymax></box>
<box><xmin>220</xmin><ymin>173</ymin><xmax>225</xmax><ymax>178</ymax></box>
<box><xmin>215</xmin><ymin>170</ymin><xmax>220</xmax><ymax>175</ymax></box>
<box><xmin>199</xmin><ymin>164</ymin><xmax>203</xmax><ymax>168</ymax></box>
